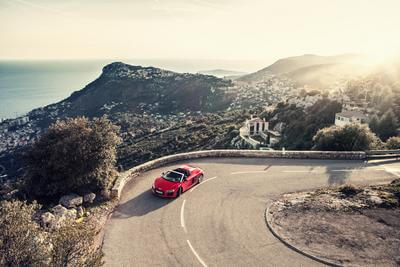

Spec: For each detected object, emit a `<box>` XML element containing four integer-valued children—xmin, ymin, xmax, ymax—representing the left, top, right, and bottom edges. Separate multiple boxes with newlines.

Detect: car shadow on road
<box><xmin>326</xmin><ymin>165</ymin><xmax>351</xmax><ymax>185</ymax></box>
<box><xmin>112</xmin><ymin>189</ymin><xmax>175</xmax><ymax>218</ymax></box>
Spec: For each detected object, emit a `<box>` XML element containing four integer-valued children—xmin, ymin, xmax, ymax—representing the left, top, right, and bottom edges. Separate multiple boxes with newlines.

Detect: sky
<box><xmin>1</xmin><ymin>0</ymin><xmax>400</xmax><ymax>65</ymax></box>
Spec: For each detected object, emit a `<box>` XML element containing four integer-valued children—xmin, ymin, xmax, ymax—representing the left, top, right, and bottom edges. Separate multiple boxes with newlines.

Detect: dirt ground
<box><xmin>268</xmin><ymin>181</ymin><xmax>400</xmax><ymax>266</ymax></box>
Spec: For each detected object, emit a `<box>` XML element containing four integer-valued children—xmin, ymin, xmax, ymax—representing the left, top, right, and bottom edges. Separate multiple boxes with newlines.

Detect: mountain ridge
<box><xmin>237</xmin><ymin>54</ymin><xmax>364</xmax><ymax>86</ymax></box>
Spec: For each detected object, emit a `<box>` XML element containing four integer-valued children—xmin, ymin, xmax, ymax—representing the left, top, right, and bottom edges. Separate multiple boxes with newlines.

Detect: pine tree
<box><xmin>377</xmin><ymin>110</ymin><xmax>398</xmax><ymax>141</ymax></box>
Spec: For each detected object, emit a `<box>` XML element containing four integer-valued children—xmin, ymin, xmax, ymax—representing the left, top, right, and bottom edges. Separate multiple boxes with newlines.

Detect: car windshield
<box><xmin>162</xmin><ymin>171</ymin><xmax>184</xmax><ymax>182</ymax></box>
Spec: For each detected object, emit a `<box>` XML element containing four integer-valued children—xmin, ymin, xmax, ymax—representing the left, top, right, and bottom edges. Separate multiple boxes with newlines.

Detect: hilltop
<box><xmin>238</xmin><ymin>54</ymin><xmax>368</xmax><ymax>88</ymax></box>
<box><xmin>58</xmin><ymin>62</ymin><xmax>234</xmax><ymax>117</ymax></box>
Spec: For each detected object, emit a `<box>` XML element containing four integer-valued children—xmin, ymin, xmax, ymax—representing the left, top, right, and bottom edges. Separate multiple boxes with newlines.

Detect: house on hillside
<box><xmin>239</xmin><ymin>116</ymin><xmax>281</xmax><ymax>148</ymax></box>
<box><xmin>242</xmin><ymin>116</ymin><xmax>269</xmax><ymax>136</ymax></box>
<box><xmin>335</xmin><ymin>110</ymin><xmax>368</xmax><ymax>126</ymax></box>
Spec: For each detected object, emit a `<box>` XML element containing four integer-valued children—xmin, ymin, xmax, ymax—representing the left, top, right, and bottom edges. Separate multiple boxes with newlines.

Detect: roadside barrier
<box><xmin>366</xmin><ymin>150</ymin><xmax>400</xmax><ymax>160</ymax></box>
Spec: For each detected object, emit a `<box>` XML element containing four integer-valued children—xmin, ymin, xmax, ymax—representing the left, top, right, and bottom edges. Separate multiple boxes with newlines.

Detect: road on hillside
<box><xmin>103</xmin><ymin>158</ymin><xmax>399</xmax><ymax>267</ymax></box>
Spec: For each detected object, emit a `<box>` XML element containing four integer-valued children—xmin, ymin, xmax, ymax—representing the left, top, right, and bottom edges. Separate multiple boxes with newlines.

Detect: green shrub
<box><xmin>312</xmin><ymin>123</ymin><xmax>382</xmax><ymax>151</ymax></box>
<box><xmin>24</xmin><ymin>116</ymin><xmax>122</xmax><ymax>198</ymax></box>
<box><xmin>386</xmin><ymin>136</ymin><xmax>400</xmax><ymax>149</ymax></box>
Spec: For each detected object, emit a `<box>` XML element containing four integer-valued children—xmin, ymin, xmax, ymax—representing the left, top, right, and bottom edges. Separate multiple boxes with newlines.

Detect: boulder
<box><xmin>3</xmin><ymin>189</ymin><xmax>19</xmax><ymax>200</ymax></box>
<box><xmin>64</xmin><ymin>208</ymin><xmax>77</xmax><ymax>220</ymax></box>
<box><xmin>76</xmin><ymin>206</ymin><xmax>84</xmax><ymax>218</ymax></box>
<box><xmin>59</xmin><ymin>194</ymin><xmax>83</xmax><ymax>208</ymax></box>
<box><xmin>100</xmin><ymin>189</ymin><xmax>111</xmax><ymax>200</ymax></box>
<box><xmin>41</xmin><ymin>212</ymin><xmax>55</xmax><ymax>227</ymax></box>
<box><xmin>48</xmin><ymin>205</ymin><xmax>77</xmax><ymax>228</ymax></box>
<box><xmin>52</xmin><ymin>204</ymin><xmax>68</xmax><ymax>217</ymax></box>
<box><xmin>83</xmin><ymin>193</ymin><xmax>96</xmax><ymax>203</ymax></box>
<box><xmin>369</xmin><ymin>196</ymin><xmax>383</xmax><ymax>205</ymax></box>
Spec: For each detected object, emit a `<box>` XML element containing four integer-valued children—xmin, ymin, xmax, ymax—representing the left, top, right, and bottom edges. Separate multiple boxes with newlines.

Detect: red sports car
<box><xmin>152</xmin><ymin>165</ymin><xmax>204</xmax><ymax>198</ymax></box>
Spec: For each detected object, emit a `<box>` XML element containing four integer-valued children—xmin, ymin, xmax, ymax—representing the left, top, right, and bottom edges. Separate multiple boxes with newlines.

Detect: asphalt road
<box><xmin>103</xmin><ymin>157</ymin><xmax>399</xmax><ymax>267</ymax></box>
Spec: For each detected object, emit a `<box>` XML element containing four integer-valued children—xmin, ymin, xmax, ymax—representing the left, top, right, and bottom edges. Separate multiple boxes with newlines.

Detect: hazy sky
<box><xmin>1</xmin><ymin>0</ymin><xmax>400</xmax><ymax>63</ymax></box>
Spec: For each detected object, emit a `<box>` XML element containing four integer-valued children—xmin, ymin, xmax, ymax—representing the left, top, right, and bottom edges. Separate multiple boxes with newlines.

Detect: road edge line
<box><xmin>186</xmin><ymin>239</ymin><xmax>207</xmax><ymax>267</ymax></box>
<box><xmin>181</xmin><ymin>199</ymin><xmax>187</xmax><ymax>233</ymax></box>
<box><xmin>264</xmin><ymin>202</ymin><xmax>343</xmax><ymax>267</ymax></box>
<box><xmin>190</xmin><ymin>176</ymin><xmax>217</xmax><ymax>193</ymax></box>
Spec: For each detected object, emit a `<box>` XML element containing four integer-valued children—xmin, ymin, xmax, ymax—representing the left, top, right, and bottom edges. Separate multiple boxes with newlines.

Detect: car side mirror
<box><xmin>162</xmin><ymin>172</ymin><xmax>165</xmax><ymax>176</ymax></box>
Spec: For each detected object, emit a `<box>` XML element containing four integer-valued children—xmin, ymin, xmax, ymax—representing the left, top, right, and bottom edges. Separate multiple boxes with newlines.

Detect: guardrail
<box><xmin>366</xmin><ymin>150</ymin><xmax>400</xmax><ymax>160</ymax></box>
<box><xmin>110</xmin><ymin>149</ymin><xmax>366</xmax><ymax>199</ymax></box>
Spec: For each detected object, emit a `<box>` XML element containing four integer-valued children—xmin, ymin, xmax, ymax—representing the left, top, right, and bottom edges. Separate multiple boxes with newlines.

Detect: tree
<box><xmin>312</xmin><ymin>123</ymin><xmax>382</xmax><ymax>151</ymax></box>
<box><xmin>386</xmin><ymin>136</ymin><xmax>400</xmax><ymax>149</ymax></box>
<box><xmin>377</xmin><ymin>109</ymin><xmax>398</xmax><ymax>141</ymax></box>
<box><xmin>368</xmin><ymin>114</ymin><xmax>380</xmax><ymax>135</ymax></box>
<box><xmin>0</xmin><ymin>200</ymin><xmax>49</xmax><ymax>266</ymax></box>
<box><xmin>276</xmin><ymin>99</ymin><xmax>342</xmax><ymax>150</ymax></box>
<box><xmin>25</xmin><ymin>116</ymin><xmax>122</xmax><ymax>198</ymax></box>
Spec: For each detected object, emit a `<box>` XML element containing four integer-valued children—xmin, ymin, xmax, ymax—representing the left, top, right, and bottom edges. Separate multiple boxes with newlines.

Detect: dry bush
<box><xmin>0</xmin><ymin>200</ymin><xmax>104</xmax><ymax>267</ymax></box>
<box><xmin>0</xmin><ymin>200</ymin><xmax>50</xmax><ymax>266</ymax></box>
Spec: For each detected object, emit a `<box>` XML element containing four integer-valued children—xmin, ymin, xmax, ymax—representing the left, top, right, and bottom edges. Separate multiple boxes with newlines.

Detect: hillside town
<box><xmin>0</xmin><ymin>73</ymin><xmax>376</xmax><ymax>157</ymax></box>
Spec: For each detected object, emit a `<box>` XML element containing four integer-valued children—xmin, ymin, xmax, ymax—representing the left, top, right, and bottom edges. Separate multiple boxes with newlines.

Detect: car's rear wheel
<box><xmin>198</xmin><ymin>174</ymin><xmax>204</xmax><ymax>184</ymax></box>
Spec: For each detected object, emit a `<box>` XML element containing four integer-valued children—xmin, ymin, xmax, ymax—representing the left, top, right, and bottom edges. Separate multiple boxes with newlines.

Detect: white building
<box><xmin>242</xmin><ymin>116</ymin><xmax>269</xmax><ymax>136</ymax></box>
<box><xmin>335</xmin><ymin>110</ymin><xmax>368</xmax><ymax>126</ymax></box>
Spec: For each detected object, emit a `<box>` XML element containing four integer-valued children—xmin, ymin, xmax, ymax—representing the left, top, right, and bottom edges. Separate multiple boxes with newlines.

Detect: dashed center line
<box><xmin>283</xmin><ymin>170</ymin><xmax>320</xmax><ymax>173</ymax></box>
<box><xmin>283</xmin><ymin>168</ymin><xmax>386</xmax><ymax>173</ymax></box>
<box><xmin>180</xmin><ymin>199</ymin><xmax>187</xmax><ymax>233</ymax></box>
<box><xmin>231</xmin><ymin>171</ymin><xmax>270</xmax><ymax>175</ymax></box>
<box><xmin>187</xmin><ymin>240</ymin><xmax>207</xmax><ymax>267</ymax></box>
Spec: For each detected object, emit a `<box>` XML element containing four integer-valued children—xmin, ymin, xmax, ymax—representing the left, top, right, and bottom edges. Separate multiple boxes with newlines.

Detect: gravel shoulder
<box><xmin>267</xmin><ymin>179</ymin><xmax>400</xmax><ymax>266</ymax></box>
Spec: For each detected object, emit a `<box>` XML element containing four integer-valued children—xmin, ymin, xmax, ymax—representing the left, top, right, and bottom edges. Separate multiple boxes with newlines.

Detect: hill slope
<box><xmin>237</xmin><ymin>54</ymin><xmax>364</xmax><ymax>87</ymax></box>
<box><xmin>60</xmin><ymin>62</ymin><xmax>234</xmax><ymax>117</ymax></box>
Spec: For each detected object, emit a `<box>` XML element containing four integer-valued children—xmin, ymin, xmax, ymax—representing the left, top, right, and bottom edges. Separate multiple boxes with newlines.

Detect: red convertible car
<box><xmin>152</xmin><ymin>165</ymin><xmax>204</xmax><ymax>198</ymax></box>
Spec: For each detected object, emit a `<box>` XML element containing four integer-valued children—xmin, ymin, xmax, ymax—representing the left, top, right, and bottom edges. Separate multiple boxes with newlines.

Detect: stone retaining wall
<box><xmin>111</xmin><ymin>150</ymin><xmax>366</xmax><ymax>199</ymax></box>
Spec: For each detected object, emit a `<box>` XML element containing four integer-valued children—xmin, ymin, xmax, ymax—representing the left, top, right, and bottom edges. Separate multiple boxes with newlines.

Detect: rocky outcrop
<box><xmin>59</xmin><ymin>194</ymin><xmax>83</xmax><ymax>208</ymax></box>
<box><xmin>46</xmin><ymin>204</ymin><xmax>77</xmax><ymax>228</ymax></box>
<box><xmin>41</xmin><ymin>212</ymin><xmax>56</xmax><ymax>227</ymax></box>
<box><xmin>76</xmin><ymin>206</ymin><xmax>84</xmax><ymax>218</ymax></box>
<box><xmin>84</xmin><ymin>193</ymin><xmax>96</xmax><ymax>204</ymax></box>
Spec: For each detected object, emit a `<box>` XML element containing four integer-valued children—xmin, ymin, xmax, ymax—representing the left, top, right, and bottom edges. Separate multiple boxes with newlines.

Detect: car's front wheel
<box><xmin>176</xmin><ymin>187</ymin><xmax>182</xmax><ymax>198</ymax></box>
<box><xmin>198</xmin><ymin>174</ymin><xmax>204</xmax><ymax>184</ymax></box>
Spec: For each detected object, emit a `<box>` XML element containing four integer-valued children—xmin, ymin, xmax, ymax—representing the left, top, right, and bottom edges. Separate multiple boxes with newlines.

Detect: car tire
<box><xmin>176</xmin><ymin>187</ymin><xmax>182</xmax><ymax>198</ymax></box>
<box><xmin>198</xmin><ymin>174</ymin><xmax>204</xmax><ymax>184</ymax></box>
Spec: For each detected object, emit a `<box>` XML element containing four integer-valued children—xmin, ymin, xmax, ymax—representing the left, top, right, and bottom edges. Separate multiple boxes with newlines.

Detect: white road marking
<box><xmin>383</xmin><ymin>167</ymin><xmax>400</xmax><ymax>178</ymax></box>
<box><xmin>187</xmin><ymin>240</ymin><xmax>207</xmax><ymax>267</ymax></box>
<box><xmin>190</xmin><ymin>176</ymin><xmax>217</xmax><ymax>193</ymax></box>
<box><xmin>284</xmin><ymin>167</ymin><xmax>385</xmax><ymax>173</ymax></box>
<box><xmin>231</xmin><ymin>171</ymin><xmax>269</xmax><ymax>175</ymax></box>
<box><xmin>331</xmin><ymin>169</ymin><xmax>364</xmax><ymax>172</ymax></box>
<box><xmin>180</xmin><ymin>199</ymin><xmax>187</xmax><ymax>233</ymax></box>
<box><xmin>283</xmin><ymin>170</ymin><xmax>320</xmax><ymax>173</ymax></box>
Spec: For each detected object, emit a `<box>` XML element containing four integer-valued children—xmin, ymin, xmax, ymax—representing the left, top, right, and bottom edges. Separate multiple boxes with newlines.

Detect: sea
<box><xmin>0</xmin><ymin>58</ymin><xmax>267</xmax><ymax>120</ymax></box>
